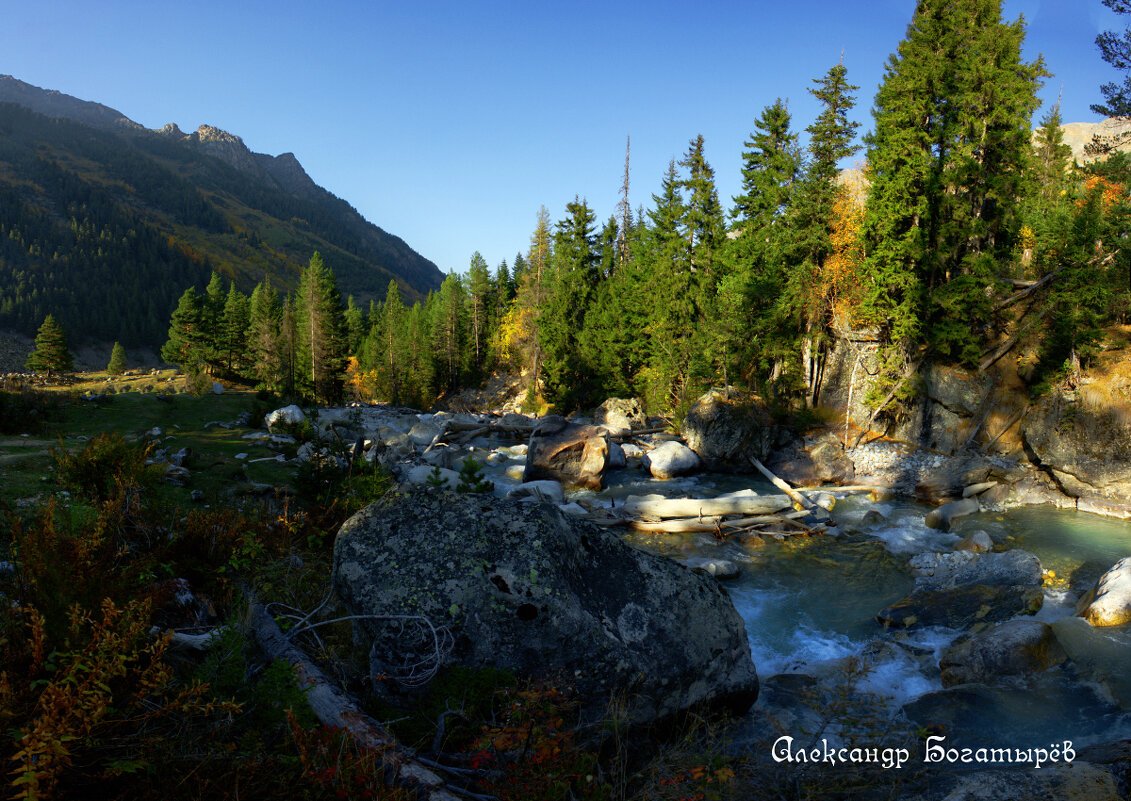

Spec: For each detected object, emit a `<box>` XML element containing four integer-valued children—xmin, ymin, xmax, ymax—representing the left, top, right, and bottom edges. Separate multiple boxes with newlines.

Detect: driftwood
<box><xmin>620</xmin><ymin>510</ymin><xmax>813</xmax><ymax>534</ymax></box>
<box><xmin>247</xmin><ymin>596</ymin><xmax>464</xmax><ymax>801</ymax></box>
<box><xmin>748</xmin><ymin>457</ymin><xmax>815</xmax><ymax>511</ymax></box>
<box><xmin>619</xmin><ymin>491</ymin><xmax>793</xmax><ymax>519</ymax></box>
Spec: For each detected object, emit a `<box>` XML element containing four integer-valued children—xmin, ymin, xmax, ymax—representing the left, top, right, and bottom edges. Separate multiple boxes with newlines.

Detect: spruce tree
<box><xmin>296</xmin><ymin>252</ymin><xmax>348</xmax><ymax>404</ymax></box>
<box><xmin>467</xmin><ymin>252</ymin><xmax>491</xmax><ymax>374</ymax></box>
<box><xmin>161</xmin><ymin>287</ymin><xmax>207</xmax><ymax>371</ymax></box>
<box><xmin>431</xmin><ymin>274</ymin><xmax>467</xmax><ymax>394</ymax></box>
<box><xmin>26</xmin><ymin>314</ymin><xmax>73</xmax><ymax>375</ymax></box>
<box><xmin>106</xmin><ymin>341</ymin><xmax>128</xmax><ymax>375</ymax></box>
<box><xmin>786</xmin><ymin>62</ymin><xmax>860</xmax><ymax>405</ymax></box>
<box><xmin>219</xmin><ymin>283</ymin><xmax>250</xmax><ymax>375</ymax></box>
<box><xmin>538</xmin><ymin>198</ymin><xmax>599</xmax><ymax>405</ymax></box>
<box><xmin>732</xmin><ymin>99</ymin><xmax>802</xmax><ymax>230</ymax></box>
<box><xmin>861</xmin><ymin>0</ymin><xmax>1045</xmax><ymax>362</ymax></box>
<box><xmin>247</xmin><ymin>280</ymin><xmax>282</xmax><ymax>391</ymax></box>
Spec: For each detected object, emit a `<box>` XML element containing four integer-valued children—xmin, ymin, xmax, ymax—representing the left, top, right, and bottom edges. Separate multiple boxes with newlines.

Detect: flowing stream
<box><xmin>478</xmin><ymin>449</ymin><xmax>1131</xmax><ymax>751</ymax></box>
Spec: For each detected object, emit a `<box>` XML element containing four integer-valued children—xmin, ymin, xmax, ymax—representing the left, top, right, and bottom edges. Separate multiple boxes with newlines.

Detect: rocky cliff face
<box><xmin>816</xmin><ymin>335</ymin><xmax>1131</xmax><ymax>518</ymax></box>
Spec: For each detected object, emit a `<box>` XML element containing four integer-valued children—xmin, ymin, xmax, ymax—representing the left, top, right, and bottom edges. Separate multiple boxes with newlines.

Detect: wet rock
<box><xmin>860</xmin><ymin>509</ymin><xmax>888</xmax><ymax>527</ymax></box>
<box><xmin>1052</xmin><ymin>616</ymin><xmax>1131</xmax><ymax>709</ymax></box>
<box><xmin>1076</xmin><ymin>557</ymin><xmax>1131</xmax><ymax>626</ymax></box>
<box><xmin>332</xmin><ymin>488</ymin><xmax>759</xmax><ymax>725</ymax></box>
<box><xmin>911</xmin><ymin>549</ymin><xmax>1042</xmax><ymax>592</ymax></box>
<box><xmin>685</xmin><ymin>558</ymin><xmax>740</xmax><ymax>580</ymax></box>
<box><xmin>954</xmin><ymin>530</ymin><xmax>994</xmax><ymax>553</ymax></box>
<box><xmin>524</xmin><ymin>422</ymin><xmax>610</xmax><ymax>491</ymax></box>
<box><xmin>680</xmin><ymin>390</ymin><xmax>775</xmax><ymax>471</ymax></box>
<box><xmin>876</xmin><ymin>584</ymin><xmax>1043</xmax><ymax>630</ymax></box>
<box><xmin>924</xmin><ymin>497</ymin><xmax>980</xmax><ymax>531</ymax></box>
<box><xmin>939</xmin><ymin>619</ymin><xmax>1067</xmax><ymax>686</ymax></box>
<box><xmin>607</xmin><ymin>440</ymin><xmax>627</xmax><ymax>469</ymax></box>
<box><xmin>767</xmin><ymin>432</ymin><xmax>855</xmax><ymax>485</ymax></box>
<box><xmin>643</xmin><ymin>440</ymin><xmax>701</xmax><ymax>479</ymax></box>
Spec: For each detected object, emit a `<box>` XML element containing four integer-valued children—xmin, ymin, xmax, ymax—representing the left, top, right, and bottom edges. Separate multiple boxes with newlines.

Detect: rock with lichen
<box><xmin>332</xmin><ymin>487</ymin><xmax>759</xmax><ymax>725</ymax></box>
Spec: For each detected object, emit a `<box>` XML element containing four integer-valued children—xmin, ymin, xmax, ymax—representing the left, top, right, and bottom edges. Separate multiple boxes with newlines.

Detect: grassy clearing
<box><xmin>0</xmin><ymin>376</ymin><xmax>294</xmax><ymax>510</ymax></box>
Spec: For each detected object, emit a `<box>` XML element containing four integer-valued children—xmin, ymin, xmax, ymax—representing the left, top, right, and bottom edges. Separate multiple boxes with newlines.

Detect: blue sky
<box><xmin>2</xmin><ymin>1</ymin><xmax>1123</xmax><ymax>278</ymax></box>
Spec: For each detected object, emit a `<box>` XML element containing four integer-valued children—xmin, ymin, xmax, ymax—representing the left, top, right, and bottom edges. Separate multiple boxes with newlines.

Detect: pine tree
<box><xmin>160</xmin><ymin>287</ymin><xmax>207</xmax><ymax>371</ymax></box>
<box><xmin>861</xmin><ymin>0</ymin><xmax>1045</xmax><ymax>362</ymax></box>
<box><xmin>431</xmin><ymin>274</ymin><xmax>467</xmax><ymax>394</ymax></box>
<box><xmin>106</xmin><ymin>341</ymin><xmax>128</xmax><ymax>375</ymax></box>
<box><xmin>219</xmin><ymin>282</ymin><xmax>250</xmax><ymax>375</ymax></box>
<box><xmin>26</xmin><ymin>314</ymin><xmax>73</xmax><ymax>375</ymax></box>
<box><xmin>538</xmin><ymin>198</ymin><xmax>598</xmax><ymax>404</ymax></box>
<box><xmin>296</xmin><ymin>252</ymin><xmax>348</xmax><ymax>404</ymax></box>
<box><xmin>247</xmin><ymin>280</ymin><xmax>282</xmax><ymax>390</ymax></box>
<box><xmin>467</xmin><ymin>252</ymin><xmax>491</xmax><ymax>374</ymax></box>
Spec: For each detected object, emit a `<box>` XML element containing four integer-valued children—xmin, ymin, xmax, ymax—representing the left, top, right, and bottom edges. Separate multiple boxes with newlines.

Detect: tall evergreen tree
<box><xmin>432</xmin><ymin>274</ymin><xmax>467</xmax><ymax>394</ymax></box>
<box><xmin>296</xmin><ymin>252</ymin><xmax>348</xmax><ymax>403</ymax></box>
<box><xmin>247</xmin><ymin>280</ymin><xmax>283</xmax><ymax>390</ymax></box>
<box><xmin>861</xmin><ymin>0</ymin><xmax>1045</xmax><ymax>362</ymax></box>
<box><xmin>732</xmin><ymin>99</ymin><xmax>803</xmax><ymax>229</ymax></box>
<box><xmin>467</xmin><ymin>252</ymin><xmax>491</xmax><ymax>374</ymax></box>
<box><xmin>787</xmin><ymin>62</ymin><xmax>861</xmax><ymax>405</ymax></box>
<box><xmin>218</xmin><ymin>282</ymin><xmax>250</xmax><ymax>375</ymax></box>
<box><xmin>161</xmin><ymin>287</ymin><xmax>207</xmax><ymax>372</ymax></box>
<box><xmin>25</xmin><ymin>314</ymin><xmax>73</xmax><ymax>375</ymax></box>
<box><xmin>538</xmin><ymin>198</ymin><xmax>598</xmax><ymax>404</ymax></box>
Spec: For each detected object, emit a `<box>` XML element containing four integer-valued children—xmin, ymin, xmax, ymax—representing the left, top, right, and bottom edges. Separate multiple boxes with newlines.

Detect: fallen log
<box><xmin>247</xmin><ymin>596</ymin><xmax>463</xmax><ymax>801</ymax></box>
<box><xmin>748</xmin><ymin>457</ymin><xmax>815</xmax><ymax>510</ymax></box>
<box><xmin>619</xmin><ymin>490</ymin><xmax>793</xmax><ymax>519</ymax></box>
<box><xmin>622</xmin><ymin>510</ymin><xmax>813</xmax><ymax>534</ymax></box>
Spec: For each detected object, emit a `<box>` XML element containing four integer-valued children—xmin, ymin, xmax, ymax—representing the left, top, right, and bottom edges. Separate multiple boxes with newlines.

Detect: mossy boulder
<box><xmin>332</xmin><ymin>487</ymin><xmax>759</xmax><ymax>725</ymax></box>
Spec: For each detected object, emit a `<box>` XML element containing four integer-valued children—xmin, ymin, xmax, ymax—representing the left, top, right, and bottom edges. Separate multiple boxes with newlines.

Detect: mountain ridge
<box><xmin>0</xmin><ymin>75</ymin><xmax>444</xmax><ymax>348</ymax></box>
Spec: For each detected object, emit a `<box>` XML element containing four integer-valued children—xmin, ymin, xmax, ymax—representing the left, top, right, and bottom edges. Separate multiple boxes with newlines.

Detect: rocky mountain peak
<box><xmin>191</xmin><ymin>124</ymin><xmax>263</xmax><ymax>176</ymax></box>
<box><xmin>157</xmin><ymin>122</ymin><xmax>186</xmax><ymax>138</ymax></box>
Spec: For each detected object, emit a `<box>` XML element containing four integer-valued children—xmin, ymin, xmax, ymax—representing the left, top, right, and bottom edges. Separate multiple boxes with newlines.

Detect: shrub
<box><xmin>51</xmin><ymin>432</ymin><xmax>157</xmax><ymax>503</ymax></box>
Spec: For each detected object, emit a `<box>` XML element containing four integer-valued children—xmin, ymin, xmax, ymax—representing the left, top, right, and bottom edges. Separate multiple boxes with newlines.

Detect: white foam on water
<box><xmin>748</xmin><ymin>624</ymin><xmax>857</xmax><ymax>676</ymax></box>
<box><xmin>1033</xmin><ymin>588</ymin><xmax>1076</xmax><ymax>623</ymax></box>
<box><xmin>867</xmin><ymin>515</ymin><xmax>960</xmax><ymax>555</ymax></box>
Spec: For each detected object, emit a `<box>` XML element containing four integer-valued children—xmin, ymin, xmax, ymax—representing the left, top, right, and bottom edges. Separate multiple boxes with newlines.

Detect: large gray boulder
<box><xmin>524</xmin><ymin>416</ymin><xmax>610</xmax><ymax>491</ymax></box>
<box><xmin>265</xmin><ymin>404</ymin><xmax>305</xmax><ymax>432</ymax></box>
<box><xmin>680</xmin><ymin>390</ymin><xmax>775</xmax><ymax>471</ymax></box>
<box><xmin>332</xmin><ymin>488</ymin><xmax>759</xmax><ymax>725</ymax></box>
<box><xmin>642</xmin><ymin>440</ymin><xmax>701</xmax><ymax>479</ymax></box>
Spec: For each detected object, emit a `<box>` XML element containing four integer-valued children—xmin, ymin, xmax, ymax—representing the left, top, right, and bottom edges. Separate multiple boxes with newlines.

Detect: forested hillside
<box><xmin>0</xmin><ymin>96</ymin><xmax>443</xmax><ymax>348</ymax></box>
